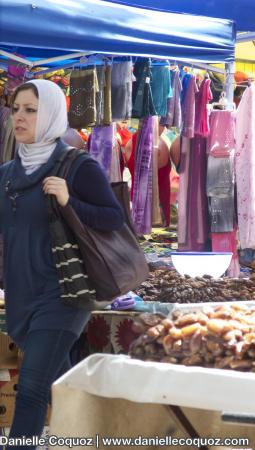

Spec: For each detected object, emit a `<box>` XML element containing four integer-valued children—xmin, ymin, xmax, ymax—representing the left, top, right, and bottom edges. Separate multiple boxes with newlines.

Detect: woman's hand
<box><xmin>42</xmin><ymin>177</ymin><xmax>69</xmax><ymax>207</ymax></box>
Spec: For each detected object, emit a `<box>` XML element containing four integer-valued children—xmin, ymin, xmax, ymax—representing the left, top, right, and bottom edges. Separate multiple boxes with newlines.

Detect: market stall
<box><xmin>51</xmin><ymin>302</ymin><xmax>255</xmax><ymax>449</ymax></box>
<box><xmin>4</xmin><ymin>0</ymin><xmax>255</xmax><ymax>445</ymax></box>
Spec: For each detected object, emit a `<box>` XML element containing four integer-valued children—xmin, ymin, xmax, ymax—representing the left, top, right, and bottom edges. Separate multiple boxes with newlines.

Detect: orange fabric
<box><xmin>65</xmin><ymin>96</ymin><xmax>70</xmax><ymax>112</ymax></box>
<box><xmin>234</xmin><ymin>71</ymin><xmax>248</xmax><ymax>83</ymax></box>
<box><xmin>79</xmin><ymin>130</ymin><xmax>89</xmax><ymax>142</ymax></box>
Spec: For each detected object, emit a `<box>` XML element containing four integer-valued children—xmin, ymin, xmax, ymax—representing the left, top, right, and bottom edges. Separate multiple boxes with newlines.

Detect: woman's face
<box><xmin>12</xmin><ymin>89</ymin><xmax>38</xmax><ymax>144</ymax></box>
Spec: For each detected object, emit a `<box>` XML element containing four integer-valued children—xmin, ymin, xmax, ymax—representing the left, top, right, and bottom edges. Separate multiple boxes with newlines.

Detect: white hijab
<box><xmin>18</xmin><ymin>79</ymin><xmax>68</xmax><ymax>174</ymax></box>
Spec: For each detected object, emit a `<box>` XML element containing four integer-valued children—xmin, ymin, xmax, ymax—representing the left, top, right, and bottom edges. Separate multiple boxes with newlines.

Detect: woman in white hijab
<box><xmin>0</xmin><ymin>79</ymin><xmax>123</xmax><ymax>447</ymax></box>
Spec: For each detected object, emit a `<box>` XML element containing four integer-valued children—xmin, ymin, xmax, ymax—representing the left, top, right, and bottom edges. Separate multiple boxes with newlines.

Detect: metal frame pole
<box><xmin>225</xmin><ymin>61</ymin><xmax>235</xmax><ymax>109</ymax></box>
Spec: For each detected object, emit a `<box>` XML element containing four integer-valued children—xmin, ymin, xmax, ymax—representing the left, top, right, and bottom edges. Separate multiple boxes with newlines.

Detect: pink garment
<box><xmin>207</xmin><ymin>110</ymin><xmax>236</xmax><ymax>157</ymax></box>
<box><xmin>182</xmin><ymin>75</ymin><xmax>198</xmax><ymax>139</ymax></box>
<box><xmin>211</xmin><ymin>229</ymin><xmax>240</xmax><ymax>277</ymax></box>
<box><xmin>235</xmin><ymin>85</ymin><xmax>255</xmax><ymax>249</ymax></box>
<box><xmin>194</xmin><ymin>78</ymin><xmax>212</xmax><ymax>137</ymax></box>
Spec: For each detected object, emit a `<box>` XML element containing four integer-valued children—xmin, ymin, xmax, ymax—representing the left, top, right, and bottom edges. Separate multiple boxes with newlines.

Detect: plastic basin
<box><xmin>171</xmin><ymin>252</ymin><xmax>233</xmax><ymax>278</ymax></box>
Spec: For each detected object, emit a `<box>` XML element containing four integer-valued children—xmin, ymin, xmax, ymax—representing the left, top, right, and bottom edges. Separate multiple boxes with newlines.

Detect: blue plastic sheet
<box><xmin>0</xmin><ymin>0</ymin><xmax>235</xmax><ymax>63</ymax></box>
<box><xmin>103</xmin><ymin>0</ymin><xmax>253</xmax><ymax>33</ymax></box>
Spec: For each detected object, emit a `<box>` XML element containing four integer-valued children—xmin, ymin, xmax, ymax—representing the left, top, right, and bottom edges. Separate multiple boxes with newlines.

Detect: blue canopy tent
<box><xmin>102</xmin><ymin>0</ymin><xmax>255</xmax><ymax>33</ymax></box>
<box><xmin>0</xmin><ymin>0</ymin><xmax>235</xmax><ymax>67</ymax></box>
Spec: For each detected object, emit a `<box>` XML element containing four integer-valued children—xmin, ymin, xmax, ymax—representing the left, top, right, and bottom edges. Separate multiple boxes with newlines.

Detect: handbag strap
<box><xmin>47</xmin><ymin>147</ymin><xmax>87</xmax><ymax>220</ymax></box>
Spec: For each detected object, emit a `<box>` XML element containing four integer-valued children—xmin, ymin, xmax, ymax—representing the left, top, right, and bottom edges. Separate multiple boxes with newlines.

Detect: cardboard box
<box><xmin>0</xmin><ymin>333</ymin><xmax>18</xmax><ymax>369</ymax></box>
<box><xmin>0</xmin><ymin>369</ymin><xmax>18</xmax><ymax>427</ymax></box>
<box><xmin>0</xmin><ymin>369</ymin><xmax>51</xmax><ymax>427</ymax></box>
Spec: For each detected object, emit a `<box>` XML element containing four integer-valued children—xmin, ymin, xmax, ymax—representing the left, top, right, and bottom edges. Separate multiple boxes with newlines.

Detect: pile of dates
<box><xmin>135</xmin><ymin>269</ymin><xmax>255</xmax><ymax>303</ymax></box>
<box><xmin>129</xmin><ymin>304</ymin><xmax>255</xmax><ymax>371</ymax></box>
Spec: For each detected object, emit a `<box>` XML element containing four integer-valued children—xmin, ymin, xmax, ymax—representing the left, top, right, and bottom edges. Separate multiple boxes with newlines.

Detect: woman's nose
<box><xmin>15</xmin><ymin>109</ymin><xmax>25</xmax><ymax>121</ymax></box>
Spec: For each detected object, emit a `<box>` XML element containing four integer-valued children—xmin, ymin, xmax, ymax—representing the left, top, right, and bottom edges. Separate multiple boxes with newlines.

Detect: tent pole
<box><xmin>31</xmin><ymin>52</ymin><xmax>93</xmax><ymax>67</ymax></box>
<box><xmin>225</xmin><ymin>61</ymin><xmax>235</xmax><ymax>109</ymax></box>
<box><xmin>0</xmin><ymin>50</ymin><xmax>33</xmax><ymax>67</ymax></box>
<box><xmin>236</xmin><ymin>32</ymin><xmax>255</xmax><ymax>43</ymax></box>
<box><xmin>174</xmin><ymin>59</ymin><xmax>225</xmax><ymax>75</ymax></box>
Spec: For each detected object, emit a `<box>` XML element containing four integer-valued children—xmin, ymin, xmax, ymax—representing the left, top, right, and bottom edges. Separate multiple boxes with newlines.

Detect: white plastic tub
<box><xmin>171</xmin><ymin>251</ymin><xmax>232</xmax><ymax>278</ymax></box>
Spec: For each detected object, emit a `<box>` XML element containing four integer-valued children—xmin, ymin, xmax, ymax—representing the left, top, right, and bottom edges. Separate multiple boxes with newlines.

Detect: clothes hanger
<box><xmin>210</xmin><ymin>92</ymin><xmax>236</xmax><ymax>111</ymax></box>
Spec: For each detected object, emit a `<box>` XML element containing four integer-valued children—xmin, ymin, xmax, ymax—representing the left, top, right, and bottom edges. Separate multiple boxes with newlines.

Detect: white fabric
<box><xmin>18</xmin><ymin>79</ymin><xmax>68</xmax><ymax>174</ymax></box>
<box><xmin>236</xmin><ymin>85</ymin><xmax>255</xmax><ymax>249</ymax></box>
<box><xmin>54</xmin><ymin>352</ymin><xmax>255</xmax><ymax>414</ymax></box>
<box><xmin>55</xmin><ymin>301</ymin><xmax>255</xmax><ymax>414</ymax></box>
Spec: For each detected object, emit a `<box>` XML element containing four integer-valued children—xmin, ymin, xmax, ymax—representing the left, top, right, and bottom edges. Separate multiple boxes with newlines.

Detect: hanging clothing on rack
<box><xmin>181</xmin><ymin>74</ymin><xmax>198</xmax><ymax>139</ymax></box>
<box><xmin>95</xmin><ymin>66</ymin><xmax>105</xmax><ymax>126</ymax></box>
<box><xmin>160</xmin><ymin>69</ymin><xmax>182</xmax><ymax>129</ymax></box>
<box><xmin>151</xmin><ymin>116</ymin><xmax>162</xmax><ymax>226</ymax></box>
<box><xmin>206</xmin><ymin>154</ymin><xmax>235</xmax><ymax>233</ymax></box>
<box><xmin>103</xmin><ymin>65</ymin><xmax>112</xmax><ymax>125</ymax></box>
<box><xmin>69</xmin><ymin>68</ymin><xmax>99</xmax><ymax>128</ymax></box>
<box><xmin>178</xmin><ymin>135</ymin><xmax>210</xmax><ymax>251</ymax></box>
<box><xmin>111</xmin><ymin>60</ymin><xmax>133</xmax><ymax>121</ymax></box>
<box><xmin>236</xmin><ymin>84</ymin><xmax>255</xmax><ymax>249</ymax></box>
<box><xmin>132</xmin><ymin>58</ymin><xmax>156</xmax><ymax>118</ymax></box>
<box><xmin>194</xmin><ymin>78</ymin><xmax>212</xmax><ymax>137</ymax></box>
<box><xmin>207</xmin><ymin>155</ymin><xmax>234</xmax><ymax>198</ymax></box>
<box><xmin>151</xmin><ymin>65</ymin><xmax>172</xmax><ymax>117</ymax></box>
<box><xmin>211</xmin><ymin>228</ymin><xmax>240</xmax><ymax>277</ymax></box>
<box><xmin>109</xmin><ymin>125</ymin><xmax>122</xmax><ymax>183</ymax></box>
<box><xmin>207</xmin><ymin>110</ymin><xmax>236</xmax><ymax>157</ymax></box>
<box><xmin>89</xmin><ymin>124</ymin><xmax>114</xmax><ymax>179</ymax></box>
<box><xmin>132</xmin><ymin>117</ymin><xmax>153</xmax><ymax>235</ymax></box>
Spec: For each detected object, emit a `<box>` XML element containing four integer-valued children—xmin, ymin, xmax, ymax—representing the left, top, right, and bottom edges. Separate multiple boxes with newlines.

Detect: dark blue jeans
<box><xmin>7</xmin><ymin>329</ymin><xmax>78</xmax><ymax>450</ymax></box>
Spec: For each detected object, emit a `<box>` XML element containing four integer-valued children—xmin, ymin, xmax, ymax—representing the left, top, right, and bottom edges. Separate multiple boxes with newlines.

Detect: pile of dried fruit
<box><xmin>135</xmin><ymin>270</ymin><xmax>255</xmax><ymax>303</ymax></box>
<box><xmin>129</xmin><ymin>304</ymin><xmax>255</xmax><ymax>371</ymax></box>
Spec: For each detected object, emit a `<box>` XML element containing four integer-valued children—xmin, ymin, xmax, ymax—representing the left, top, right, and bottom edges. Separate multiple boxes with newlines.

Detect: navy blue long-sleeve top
<box><xmin>69</xmin><ymin>157</ymin><xmax>123</xmax><ymax>231</ymax></box>
<box><xmin>0</xmin><ymin>140</ymin><xmax>123</xmax><ymax>348</ymax></box>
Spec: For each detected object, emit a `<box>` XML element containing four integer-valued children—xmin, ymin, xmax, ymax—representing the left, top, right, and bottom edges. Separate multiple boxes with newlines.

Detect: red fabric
<box><xmin>126</xmin><ymin>132</ymin><xmax>137</xmax><ymax>199</ymax></box>
<box><xmin>118</xmin><ymin>128</ymin><xmax>132</xmax><ymax>147</ymax></box>
<box><xmin>158</xmin><ymin>163</ymin><xmax>171</xmax><ymax>226</ymax></box>
<box><xmin>127</xmin><ymin>132</ymin><xmax>171</xmax><ymax>225</ymax></box>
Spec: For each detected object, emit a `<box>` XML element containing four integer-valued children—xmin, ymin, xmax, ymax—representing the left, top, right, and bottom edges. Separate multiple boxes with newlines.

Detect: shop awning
<box><xmin>0</xmin><ymin>0</ymin><xmax>235</xmax><ymax>65</ymax></box>
<box><xmin>103</xmin><ymin>0</ymin><xmax>254</xmax><ymax>33</ymax></box>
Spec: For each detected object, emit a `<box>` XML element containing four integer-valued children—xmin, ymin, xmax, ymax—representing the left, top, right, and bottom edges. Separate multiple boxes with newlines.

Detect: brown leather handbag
<box><xmin>48</xmin><ymin>148</ymin><xmax>149</xmax><ymax>307</ymax></box>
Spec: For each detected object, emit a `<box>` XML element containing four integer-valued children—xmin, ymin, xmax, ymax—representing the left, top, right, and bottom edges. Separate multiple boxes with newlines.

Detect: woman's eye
<box><xmin>26</xmin><ymin>108</ymin><xmax>37</xmax><ymax>113</ymax></box>
<box><xmin>12</xmin><ymin>107</ymin><xmax>19</xmax><ymax>114</ymax></box>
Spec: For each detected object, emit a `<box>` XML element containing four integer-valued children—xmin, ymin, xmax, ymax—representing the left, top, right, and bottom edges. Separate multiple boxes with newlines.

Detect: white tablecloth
<box><xmin>54</xmin><ymin>353</ymin><xmax>255</xmax><ymax>414</ymax></box>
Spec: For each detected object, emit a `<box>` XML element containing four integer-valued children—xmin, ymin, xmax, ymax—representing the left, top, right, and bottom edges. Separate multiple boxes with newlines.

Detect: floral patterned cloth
<box><xmin>236</xmin><ymin>85</ymin><xmax>255</xmax><ymax>249</ymax></box>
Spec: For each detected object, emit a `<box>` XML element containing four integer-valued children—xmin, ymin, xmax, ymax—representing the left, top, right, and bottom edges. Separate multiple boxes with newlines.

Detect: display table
<box><xmin>50</xmin><ymin>354</ymin><xmax>255</xmax><ymax>449</ymax></box>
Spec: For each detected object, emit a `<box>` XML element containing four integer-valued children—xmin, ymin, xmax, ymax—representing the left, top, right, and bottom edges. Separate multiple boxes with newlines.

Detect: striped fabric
<box><xmin>47</xmin><ymin>148</ymin><xmax>96</xmax><ymax>308</ymax></box>
<box><xmin>49</xmin><ymin>214</ymin><xmax>96</xmax><ymax>307</ymax></box>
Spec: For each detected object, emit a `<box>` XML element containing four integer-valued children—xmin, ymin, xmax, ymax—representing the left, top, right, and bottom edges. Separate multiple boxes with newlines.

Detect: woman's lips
<box><xmin>15</xmin><ymin>127</ymin><xmax>26</xmax><ymax>132</ymax></box>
